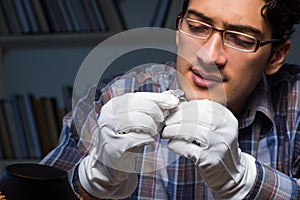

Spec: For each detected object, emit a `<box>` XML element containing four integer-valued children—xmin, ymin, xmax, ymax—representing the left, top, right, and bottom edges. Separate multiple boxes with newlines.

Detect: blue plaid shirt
<box><xmin>41</xmin><ymin>62</ymin><xmax>300</xmax><ymax>199</ymax></box>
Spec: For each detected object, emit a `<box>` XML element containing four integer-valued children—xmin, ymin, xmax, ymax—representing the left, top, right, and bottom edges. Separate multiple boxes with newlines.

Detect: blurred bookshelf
<box><xmin>0</xmin><ymin>0</ymin><xmax>182</xmax><ymax>48</ymax></box>
<box><xmin>0</xmin><ymin>32</ymin><xmax>117</xmax><ymax>49</ymax></box>
<box><xmin>0</xmin><ymin>0</ymin><xmax>183</xmax><ymax>164</ymax></box>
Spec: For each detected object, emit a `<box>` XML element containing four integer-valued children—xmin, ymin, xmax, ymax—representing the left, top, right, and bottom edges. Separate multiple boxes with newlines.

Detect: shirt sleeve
<box><xmin>244</xmin><ymin>161</ymin><xmax>300</xmax><ymax>200</ymax></box>
<box><xmin>244</xmin><ymin>65</ymin><xmax>300</xmax><ymax>199</ymax></box>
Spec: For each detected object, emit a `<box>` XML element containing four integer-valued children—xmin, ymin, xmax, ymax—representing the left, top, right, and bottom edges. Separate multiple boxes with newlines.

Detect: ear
<box><xmin>176</xmin><ymin>30</ymin><xmax>180</xmax><ymax>46</ymax></box>
<box><xmin>265</xmin><ymin>40</ymin><xmax>291</xmax><ymax>75</ymax></box>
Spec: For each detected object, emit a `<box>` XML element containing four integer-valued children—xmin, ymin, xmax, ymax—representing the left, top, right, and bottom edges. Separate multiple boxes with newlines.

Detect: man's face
<box><xmin>176</xmin><ymin>0</ymin><xmax>275</xmax><ymax>115</ymax></box>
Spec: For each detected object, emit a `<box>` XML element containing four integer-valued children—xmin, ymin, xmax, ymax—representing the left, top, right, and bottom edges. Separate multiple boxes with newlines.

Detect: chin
<box><xmin>184</xmin><ymin>87</ymin><xmax>228</xmax><ymax>106</ymax></box>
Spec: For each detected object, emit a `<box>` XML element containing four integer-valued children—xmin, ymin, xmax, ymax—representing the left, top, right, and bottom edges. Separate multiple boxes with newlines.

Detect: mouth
<box><xmin>191</xmin><ymin>68</ymin><xmax>224</xmax><ymax>88</ymax></box>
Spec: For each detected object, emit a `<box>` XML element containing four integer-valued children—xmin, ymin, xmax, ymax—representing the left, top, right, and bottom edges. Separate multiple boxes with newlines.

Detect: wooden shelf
<box><xmin>0</xmin><ymin>32</ymin><xmax>119</xmax><ymax>49</ymax></box>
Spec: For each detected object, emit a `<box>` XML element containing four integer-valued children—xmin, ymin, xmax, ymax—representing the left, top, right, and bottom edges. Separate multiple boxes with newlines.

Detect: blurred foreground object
<box><xmin>0</xmin><ymin>163</ymin><xmax>78</xmax><ymax>200</ymax></box>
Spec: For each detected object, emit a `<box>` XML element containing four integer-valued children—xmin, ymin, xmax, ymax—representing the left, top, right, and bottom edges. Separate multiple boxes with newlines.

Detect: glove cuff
<box><xmin>215</xmin><ymin>153</ymin><xmax>257</xmax><ymax>199</ymax></box>
<box><xmin>78</xmin><ymin>156</ymin><xmax>138</xmax><ymax>199</ymax></box>
<box><xmin>238</xmin><ymin>153</ymin><xmax>257</xmax><ymax>197</ymax></box>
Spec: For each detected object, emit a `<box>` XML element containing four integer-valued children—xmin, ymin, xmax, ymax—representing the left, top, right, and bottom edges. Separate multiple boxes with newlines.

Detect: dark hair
<box><xmin>181</xmin><ymin>0</ymin><xmax>300</xmax><ymax>41</ymax></box>
<box><xmin>262</xmin><ymin>0</ymin><xmax>300</xmax><ymax>41</ymax></box>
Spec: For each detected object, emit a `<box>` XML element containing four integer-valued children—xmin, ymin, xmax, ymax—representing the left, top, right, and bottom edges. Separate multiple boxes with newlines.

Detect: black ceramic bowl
<box><xmin>0</xmin><ymin>163</ymin><xmax>78</xmax><ymax>200</ymax></box>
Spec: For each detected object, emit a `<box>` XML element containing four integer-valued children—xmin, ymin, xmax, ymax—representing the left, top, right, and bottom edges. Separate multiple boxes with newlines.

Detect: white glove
<box><xmin>163</xmin><ymin>100</ymin><xmax>256</xmax><ymax>199</ymax></box>
<box><xmin>79</xmin><ymin>91</ymin><xmax>179</xmax><ymax>199</ymax></box>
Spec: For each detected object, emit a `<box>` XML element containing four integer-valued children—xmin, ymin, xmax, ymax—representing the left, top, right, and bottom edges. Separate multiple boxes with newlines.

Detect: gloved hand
<box><xmin>163</xmin><ymin>100</ymin><xmax>256</xmax><ymax>199</ymax></box>
<box><xmin>79</xmin><ymin>91</ymin><xmax>179</xmax><ymax>199</ymax></box>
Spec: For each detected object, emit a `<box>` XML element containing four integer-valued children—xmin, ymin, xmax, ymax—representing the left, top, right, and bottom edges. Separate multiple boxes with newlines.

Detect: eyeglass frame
<box><xmin>176</xmin><ymin>15</ymin><xmax>282</xmax><ymax>53</ymax></box>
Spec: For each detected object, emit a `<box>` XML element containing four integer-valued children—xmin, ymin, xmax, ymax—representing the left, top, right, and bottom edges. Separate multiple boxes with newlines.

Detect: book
<box><xmin>2</xmin><ymin>99</ymin><xmax>27</xmax><ymax>158</ymax></box>
<box><xmin>89</xmin><ymin>0</ymin><xmax>107</xmax><ymax>32</ymax></box>
<box><xmin>42</xmin><ymin>98</ymin><xmax>59</xmax><ymax>149</ymax></box>
<box><xmin>15</xmin><ymin>95</ymin><xmax>35</xmax><ymax>158</ymax></box>
<box><xmin>1</xmin><ymin>0</ymin><xmax>22</xmax><ymax>34</ymax></box>
<box><xmin>21</xmin><ymin>0</ymin><xmax>40</xmax><ymax>33</ymax></box>
<box><xmin>40</xmin><ymin>0</ymin><xmax>62</xmax><ymax>32</ymax></box>
<box><xmin>0</xmin><ymin>2</ymin><xmax>9</xmax><ymax>34</ymax></box>
<box><xmin>63</xmin><ymin>0</ymin><xmax>81</xmax><ymax>32</ymax></box>
<box><xmin>30</xmin><ymin>0</ymin><xmax>50</xmax><ymax>33</ymax></box>
<box><xmin>16</xmin><ymin>94</ymin><xmax>42</xmax><ymax>158</ymax></box>
<box><xmin>82</xmin><ymin>0</ymin><xmax>107</xmax><ymax>32</ymax></box>
<box><xmin>72</xmin><ymin>0</ymin><xmax>91</xmax><ymax>32</ymax></box>
<box><xmin>96</xmin><ymin>0</ymin><xmax>125</xmax><ymax>32</ymax></box>
<box><xmin>9</xmin><ymin>95</ymin><xmax>30</xmax><ymax>158</ymax></box>
<box><xmin>23</xmin><ymin>94</ymin><xmax>42</xmax><ymax>158</ymax></box>
<box><xmin>31</xmin><ymin>97</ymin><xmax>53</xmax><ymax>156</ymax></box>
<box><xmin>150</xmin><ymin>0</ymin><xmax>170</xmax><ymax>27</ymax></box>
<box><xmin>163</xmin><ymin>0</ymin><xmax>184</xmax><ymax>30</ymax></box>
<box><xmin>13</xmin><ymin>0</ymin><xmax>31</xmax><ymax>33</ymax></box>
<box><xmin>56</xmin><ymin>0</ymin><xmax>74</xmax><ymax>32</ymax></box>
<box><xmin>0</xmin><ymin>134</ymin><xmax>3</xmax><ymax>159</ymax></box>
<box><xmin>9</xmin><ymin>95</ymin><xmax>29</xmax><ymax>158</ymax></box>
<box><xmin>56</xmin><ymin>107</ymin><xmax>66</xmax><ymax>133</ymax></box>
<box><xmin>61</xmin><ymin>85</ymin><xmax>73</xmax><ymax>112</ymax></box>
<box><xmin>0</xmin><ymin>100</ymin><xmax>14</xmax><ymax>159</ymax></box>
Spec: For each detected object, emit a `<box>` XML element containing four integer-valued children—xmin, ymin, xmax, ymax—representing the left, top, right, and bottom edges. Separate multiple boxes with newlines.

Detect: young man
<box><xmin>41</xmin><ymin>0</ymin><xmax>300</xmax><ymax>199</ymax></box>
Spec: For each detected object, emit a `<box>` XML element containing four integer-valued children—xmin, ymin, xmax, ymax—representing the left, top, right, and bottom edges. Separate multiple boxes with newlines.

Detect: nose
<box><xmin>196</xmin><ymin>32</ymin><xmax>226</xmax><ymax>67</ymax></box>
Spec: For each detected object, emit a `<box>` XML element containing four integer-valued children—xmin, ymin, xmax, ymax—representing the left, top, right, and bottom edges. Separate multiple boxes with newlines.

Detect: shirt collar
<box><xmin>238</xmin><ymin>75</ymin><xmax>275</xmax><ymax>130</ymax></box>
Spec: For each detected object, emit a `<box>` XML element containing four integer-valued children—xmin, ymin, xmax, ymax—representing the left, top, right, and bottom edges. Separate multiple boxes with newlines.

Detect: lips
<box><xmin>191</xmin><ymin>68</ymin><xmax>223</xmax><ymax>88</ymax></box>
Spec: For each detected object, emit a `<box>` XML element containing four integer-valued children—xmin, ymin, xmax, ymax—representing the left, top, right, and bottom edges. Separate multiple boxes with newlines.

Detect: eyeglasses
<box><xmin>176</xmin><ymin>16</ymin><xmax>281</xmax><ymax>53</ymax></box>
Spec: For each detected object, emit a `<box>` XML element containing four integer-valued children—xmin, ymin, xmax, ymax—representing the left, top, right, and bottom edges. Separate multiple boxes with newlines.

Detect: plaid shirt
<box><xmin>41</xmin><ymin>62</ymin><xmax>300</xmax><ymax>199</ymax></box>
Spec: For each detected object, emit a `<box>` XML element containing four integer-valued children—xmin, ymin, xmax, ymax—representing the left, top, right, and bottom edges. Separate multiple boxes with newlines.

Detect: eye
<box><xmin>186</xmin><ymin>19</ymin><xmax>211</xmax><ymax>35</ymax></box>
<box><xmin>225</xmin><ymin>32</ymin><xmax>256</xmax><ymax>49</ymax></box>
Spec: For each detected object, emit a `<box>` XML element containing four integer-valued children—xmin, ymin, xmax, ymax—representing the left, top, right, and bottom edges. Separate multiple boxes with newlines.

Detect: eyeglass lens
<box><xmin>179</xmin><ymin>18</ymin><xmax>258</xmax><ymax>52</ymax></box>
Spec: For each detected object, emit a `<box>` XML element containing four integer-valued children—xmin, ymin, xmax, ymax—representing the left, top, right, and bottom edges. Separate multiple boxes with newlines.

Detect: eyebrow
<box><xmin>186</xmin><ymin>9</ymin><xmax>263</xmax><ymax>37</ymax></box>
<box><xmin>186</xmin><ymin>10</ymin><xmax>214</xmax><ymax>24</ymax></box>
<box><xmin>225</xmin><ymin>24</ymin><xmax>262</xmax><ymax>36</ymax></box>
